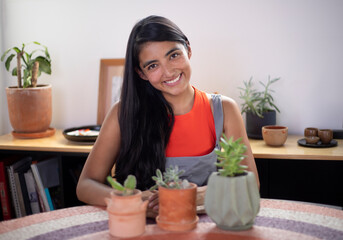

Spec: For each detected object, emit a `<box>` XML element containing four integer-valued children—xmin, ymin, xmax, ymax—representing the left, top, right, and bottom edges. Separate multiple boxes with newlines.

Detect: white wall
<box><xmin>1</xmin><ymin>0</ymin><xmax>343</xmax><ymax>135</ymax></box>
<box><xmin>0</xmin><ymin>0</ymin><xmax>11</xmax><ymax>134</ymax></box>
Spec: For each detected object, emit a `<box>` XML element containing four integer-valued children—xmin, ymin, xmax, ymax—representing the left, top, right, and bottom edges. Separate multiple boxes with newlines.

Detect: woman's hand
<box><xmin>142</xmin><ymin>190</ymin><xmax>159</xmax><ymax>218</ymax></box>
<box><xmin>197</xmin><ymin>186</ymin><xmax>207</xmax><ymax>206</ymax></box>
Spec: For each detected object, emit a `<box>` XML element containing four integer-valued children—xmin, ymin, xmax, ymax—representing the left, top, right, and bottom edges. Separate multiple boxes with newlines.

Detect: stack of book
<box><xmin>0</xmin><ymin>157</ymin><xmax>61</xmax><ymax>220</ymax></box>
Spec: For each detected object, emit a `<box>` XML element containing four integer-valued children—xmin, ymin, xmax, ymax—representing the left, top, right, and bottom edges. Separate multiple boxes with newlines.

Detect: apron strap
<box><xmin>211</xmin><ymin>94</ymin><xmax>224</xmax><ymax>148</ymax></box>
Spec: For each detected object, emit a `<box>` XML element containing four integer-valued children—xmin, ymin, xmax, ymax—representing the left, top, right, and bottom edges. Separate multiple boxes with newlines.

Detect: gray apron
<box><xmin>166</xmin><ymin>94</ymin><xmax>223</xmax><ymax>186</ymax></box>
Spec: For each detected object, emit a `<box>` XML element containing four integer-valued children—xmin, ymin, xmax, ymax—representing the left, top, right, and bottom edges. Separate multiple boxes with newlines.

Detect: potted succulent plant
<box><xmin>151</xmin><ymin>166</ymin><xmax>198</xmax><ymax>232</ymax></box>
<box><xmin>238</xmin><ymin>76</ymin><xmax>280</xmax><ymax>139</ymax></box>
<box><xmin>1</xmin><ymin>41</ymin><xmax>53</xmax><ymax>138</ymax></box>
<box><xmin>204</xmin><ymin>134</ymin><xmax>260</xmax><ymax>231</ymax></box>
<box><xmin>105</xmin><ymin>175</ymin><xmax>148</xmax><ymax>238</ymax></box>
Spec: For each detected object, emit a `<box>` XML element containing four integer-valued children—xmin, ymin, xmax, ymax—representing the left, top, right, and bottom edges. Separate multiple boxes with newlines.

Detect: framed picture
<box><xmin>97</xmin><ymin>58</ymin><xmax>125</xmax><ymax>125</ymax></box>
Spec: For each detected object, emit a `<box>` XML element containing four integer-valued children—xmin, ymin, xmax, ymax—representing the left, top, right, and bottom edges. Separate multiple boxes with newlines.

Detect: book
<box><xmin>45</xmin><ymin>188</ymin><xmax>54</xmax><ymax>210</ymax></box>
<box><xmin>7</xmin><ymin>165</ymin><xmax>21</xmax><ymax>218</ymax></box>
<box><xmin>35</xmin><ymin>157</ymin><xmax>60</xmax><ymax>188</ymax></box>
<box><xmin>35</xmin><ymin>157</ymin><xmax>60</xmax><ymax>211</ymax></box>
<box><xmin>0</xmin><ymin>161</ymin><xmax>13</xmax><ymax>220</ymax></box>
<box><xmin>31</xmin><ymin>163</ymin><xmax>50</xmax><ymax>212</ymax></box>
<box><xmin>24</xmin><ymin>170</ymin><xmax>40</xmax><ymax>214</ymax></box>
<box><xmin>13</xmin><ymin>172</ymin><xmax>26</xmax><ymax>217</ymax></box>
<box><xmin>13</xmin><ymin>158</ymin><xmax>33</xmax><ymax>215</ymax></box>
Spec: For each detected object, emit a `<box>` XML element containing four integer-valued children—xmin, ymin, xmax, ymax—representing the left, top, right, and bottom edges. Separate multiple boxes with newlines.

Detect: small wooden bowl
<box><xmin>305</xmin><ymin>136</ymin><xmax>320</xmax><ymax>144</ymax></box>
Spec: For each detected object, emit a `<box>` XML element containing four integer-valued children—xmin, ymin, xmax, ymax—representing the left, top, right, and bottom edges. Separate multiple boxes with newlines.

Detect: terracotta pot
<box><xmin>262</xmin><ymin>125</ymin><xmax>288</xmax><ymax>146</ymax></box>
<box><xmin>105</xmin><ymin>190</ymin><xmax>148</xmax><ymax>238</ymax></box>
<box><xmin>6</xmin><ymin>84</ymin><xmax>52</xmax><ymax>133</ymax></box>
<box><xmin>205</xmin><ymin>172</ymin><xmax>260</xmax><ymax>231</ymax></box>
<box><xmin>156</xmin><ymin>182</ymin><xmax>198</xmax><ymax>232</ymax></box>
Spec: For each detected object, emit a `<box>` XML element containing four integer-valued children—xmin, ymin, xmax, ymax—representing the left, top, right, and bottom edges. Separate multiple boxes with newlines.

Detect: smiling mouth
<box><xmin>164</xmin><ymin>74</ymin><xmax>181</xmax><ymax>84</ymax></box>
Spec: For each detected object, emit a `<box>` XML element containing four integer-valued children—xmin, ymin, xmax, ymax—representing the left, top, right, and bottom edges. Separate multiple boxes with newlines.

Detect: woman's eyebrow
<box><xmin>142</xmin><ymin>47</ymin><xmax>181</xmax><ymax>69</ymax></box>
<box><xmin>143</xmin><ymin>60</ymin><xmax>156</xmax><ymax>69</ymax></box>
<box><xmin>165</xmin><ymin>47</ymin><xmax>180</xmax><ymax>57</ymax></box>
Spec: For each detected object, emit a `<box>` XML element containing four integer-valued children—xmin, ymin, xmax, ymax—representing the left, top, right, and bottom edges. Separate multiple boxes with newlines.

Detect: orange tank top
<box><xmin>165</xmin><ymin>88</ymin><xmax>216</xmax><ymax>157</ymax></box>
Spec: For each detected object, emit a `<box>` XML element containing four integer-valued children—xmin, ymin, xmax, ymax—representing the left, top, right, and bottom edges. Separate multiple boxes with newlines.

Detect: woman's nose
<box><xmin>161</xmin><ymin>64</ymin><xmax>174</xmax><ymax>77</ymax></box>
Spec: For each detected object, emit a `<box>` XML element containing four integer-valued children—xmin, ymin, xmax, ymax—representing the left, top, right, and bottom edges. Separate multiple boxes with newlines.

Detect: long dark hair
<box><xmin>114</xmin><ymin>16</ymin><xmax>190</xmax><ymax>190</ymax></box>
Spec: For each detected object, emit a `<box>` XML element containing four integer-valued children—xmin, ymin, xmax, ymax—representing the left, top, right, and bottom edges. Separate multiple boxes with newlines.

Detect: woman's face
<box><xmin>137</xmin><ymin>41</ymin><xmax>192</xmax><ymax>99</ymax></box>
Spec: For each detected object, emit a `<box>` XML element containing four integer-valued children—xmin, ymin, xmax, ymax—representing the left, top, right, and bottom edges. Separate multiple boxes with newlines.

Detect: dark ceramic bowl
<box><xmin>305</xmin><ymin>136</ymin><xmax>320</xmax><ymax>144</ymax></box>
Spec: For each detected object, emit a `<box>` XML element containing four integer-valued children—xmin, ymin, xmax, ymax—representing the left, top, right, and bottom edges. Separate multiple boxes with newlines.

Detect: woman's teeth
<box><xmin>165</xmin><ymin>75</ymin><xmax>180</xmax><ymax>84</ymax></box>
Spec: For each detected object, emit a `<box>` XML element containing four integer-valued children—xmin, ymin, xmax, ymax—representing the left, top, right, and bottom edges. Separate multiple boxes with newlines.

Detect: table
<box><xmin>0</xmin><ymin>199</ymin><xmax>342</xmax><ymax>240</ymax></box>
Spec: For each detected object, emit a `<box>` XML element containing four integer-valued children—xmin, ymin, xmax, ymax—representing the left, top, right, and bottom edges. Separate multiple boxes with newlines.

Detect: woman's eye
<box><xmin>170</xmin><ymin>53</ymin><xmax>179</xmax><ymax>59</ymax></box>
<box><xmin>147</xmin><ymin>64</ymin><xmax>157</xmax><ymax>71</ymax></box>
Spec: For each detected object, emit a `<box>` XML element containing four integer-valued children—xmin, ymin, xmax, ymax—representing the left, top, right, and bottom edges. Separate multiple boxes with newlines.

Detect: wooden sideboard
<box><xmin>1</xmin><ymin>131</ymin><xmax>342</xmax><ymax>210</ymax></box>
<box><xmin>249</xmin><ymin>135</ymin><xmax>343</xmax><ymax>161</ymax></box>
<box><xmin>250</xmin><ymin>135</ymin><xmax>343</xmax><ymax>208</ymax></box>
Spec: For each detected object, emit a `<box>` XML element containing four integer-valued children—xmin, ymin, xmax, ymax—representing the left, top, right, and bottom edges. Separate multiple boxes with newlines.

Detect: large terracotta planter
<box><xmin>6</xmin><ymin>84</ymin><xmax>52</xmax><ymax>134</ymax></box>
<box><xmin>156</xmin><ymin>182</ymin><xmax>198</xmax><ymax>232</ymax></box>
<box><xmin>105</xmin><ymin>190</ymin><xmax>148</xmax><ymax>238</ymax></box>
<box><xmin>204</xmin><ymin>171</ymin><xmax>260</xmax><ymax>231</ymax></box>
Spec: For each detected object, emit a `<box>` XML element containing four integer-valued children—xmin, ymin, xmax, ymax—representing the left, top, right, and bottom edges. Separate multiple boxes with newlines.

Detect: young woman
<box><xmin>76</xmin><ymin>15</ymin><xmax>259</xmax><ymax>217</ymax></box>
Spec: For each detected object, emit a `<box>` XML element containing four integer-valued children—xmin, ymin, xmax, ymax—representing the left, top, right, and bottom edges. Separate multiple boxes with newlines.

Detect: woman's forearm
<box><xmin>76</xmin><ymin>178</ymin><xmax>113</xmax><ymax>206</ymax></box>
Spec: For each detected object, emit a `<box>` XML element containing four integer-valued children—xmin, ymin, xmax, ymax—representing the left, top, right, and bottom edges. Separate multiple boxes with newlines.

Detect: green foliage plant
<box><xmin>150</xmin><ymin>165</ymin><xmax>190</xmax><ymax>190</ymax></box>
<box><xmin>107</xmin><ymin>175</ymin><xmax>136</xmax><ymax>196</ymax></box>
<box><xmin>238</xmin><ymin>76</ymin><xmax>280</xmax><ymax>118</ymax></box>
<box><xmin>215</xmin><ymin>134</ymin><xmax>248</xmax><ymax>177</ymax></box>
<box><xmin>1</xmin><ymin>41</ymin><xmax>51</xmax><ymax>88</ymax></box>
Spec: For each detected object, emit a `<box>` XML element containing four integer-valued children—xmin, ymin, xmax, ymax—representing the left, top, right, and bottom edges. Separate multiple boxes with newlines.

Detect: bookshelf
<box><xmin>0</xmin><ymin>130</ymin><xmax>91</xmax><ymax>220</ymax></box>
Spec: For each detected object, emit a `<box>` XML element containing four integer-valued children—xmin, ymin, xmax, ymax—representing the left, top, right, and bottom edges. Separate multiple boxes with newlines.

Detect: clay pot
<box><xmin>262</xmin><ymin>125</ymin><xmax>288</xmax><ymax>146</ymax></box>
<box><xmin>304</xmin><ymin>127</ymin><xmax>318</xmax><ymax>137</ymax></box>
<box><xmin>105</xmin><ymin>190</ymin><xmax>148</xmax><ymax>238</ymax></box>
<box><xmin>6</xmin><ymin>84</ymin><xmax>52</xmax><ymax>133</ymax></box>
<box><xmin>318</xmin><ymin>129</ymin><xmax>333</xmax><ymax>144</ymax></box>
<box><xmin>205</xmin><ymin>172</ymin><xmax>260</xmax><ymax>231</ymax></box>
<box><xmin>156</xmin><ymin>183</ymin><xmax>198</xmax><ymax>232</ymax></box>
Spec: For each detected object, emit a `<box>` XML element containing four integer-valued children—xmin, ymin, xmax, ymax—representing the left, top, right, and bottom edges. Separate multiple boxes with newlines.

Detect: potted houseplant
<box><xmin>1</xmin><ymin>41</ymin><xmax>53</xmax><ymax>138</ymax></box>
<box><xmin>204</xmin><ymin>134</ymin><xmax>260</xmax><ymax>231</ymax></box>
<box><xmin>238</xmin><ymin>76</ymin><xmax>281</xmax><ymax>139</ymax></box>
<box><xmin>105</xmin><ymin>175</ymin><xmax>148</xmax><ymax>238</ymax></box>
<box><xmin>151</xmin><ymin>166</ymin><xmax>198</xmax><ymax>232</ymax></box>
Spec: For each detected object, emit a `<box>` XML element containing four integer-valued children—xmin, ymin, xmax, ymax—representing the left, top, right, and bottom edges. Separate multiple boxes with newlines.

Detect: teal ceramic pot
<box><xmin>204</xmin><ymin>171</ymin><xmax>260</xmax><ymax>231</ymax></box>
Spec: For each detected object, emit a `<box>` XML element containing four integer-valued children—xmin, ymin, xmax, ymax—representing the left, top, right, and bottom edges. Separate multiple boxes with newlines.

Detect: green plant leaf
<box><xmin>215</xmin><ymin>134</ymin><xmax>247</xmax><ymax>177</ymax></box>
<box><xmin>12</xmin><ymin>67</ymin><xmax>17</xmax><ymax>76</ymax></box>
<box><xmin>4</xmin><ymin>54</ymin><xmax>15</xmax><ymax>71</ymax></box>
<box><xmin>124</xmin><ymin>175</ymin><xmax>136</xmax><ymax>190</ymax></box>
<box><xmin>107</xmin><ymin>176</ymin><xmax>125</xmax><ymax>191</ymax></box>
<box><xmin>35</xmin><ymin>56</ymin><xmax>51</xmax><ymax>74</ymax></box>
<box><xmin>1</xmin><ymin>48</ymin><xmax>12</xmax><ymax>61</ymax></box>
<box><xmin>13</xmin><ymin>47</ymin><xmax>21</xmax><ymax>53</ymax></box>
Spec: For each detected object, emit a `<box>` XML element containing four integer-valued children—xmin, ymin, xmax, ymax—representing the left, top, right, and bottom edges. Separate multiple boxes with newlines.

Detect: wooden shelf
<box><xmin>0</xmin><ymin>130</ymin><xmax>92</xmax><ymax>153</ymax></box>
<box><xmin>0</xmin><ymin>131</ymin><xmax>342</xmax><ymax>160</ymax></box>
<box><xmin>249</xmin><ymin>135</ymin><xmax>343</xmax><ymax>161</ymax></box>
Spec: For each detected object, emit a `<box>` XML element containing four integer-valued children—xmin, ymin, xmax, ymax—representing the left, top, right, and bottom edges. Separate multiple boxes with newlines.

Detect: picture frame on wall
<box><xmin>97</xmin><ymin>58</ymin><xmax>125</xmax><ymax>125</ymax></box>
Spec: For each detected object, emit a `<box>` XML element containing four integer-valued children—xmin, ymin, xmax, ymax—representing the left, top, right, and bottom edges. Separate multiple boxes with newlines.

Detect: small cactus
<box><xmin>150</xmin><ymin>165</ymin><xmax>190</xmax><ymax>190</ymax></box>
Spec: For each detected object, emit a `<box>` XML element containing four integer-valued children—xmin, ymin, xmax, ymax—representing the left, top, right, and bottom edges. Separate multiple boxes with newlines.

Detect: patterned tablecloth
<box><xmin>0</xmin><ymin>199</ymin><xmax>342</xmax><ymax>240</ymax></box>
